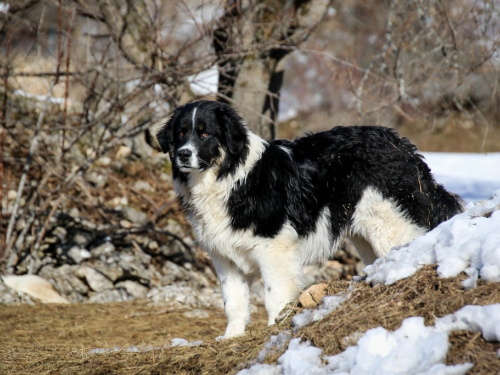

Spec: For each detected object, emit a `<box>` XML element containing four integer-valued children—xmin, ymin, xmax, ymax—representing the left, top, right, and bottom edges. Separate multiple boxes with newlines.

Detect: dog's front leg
<box><xmin>257</xmin><ymin>250</ymin><xmax>304</xmax><ymax>326</ymax></box>
<box><xmin>211</xmin><ymin>253</ymin><xmax>251</xmax><ymax>339</ymax></box>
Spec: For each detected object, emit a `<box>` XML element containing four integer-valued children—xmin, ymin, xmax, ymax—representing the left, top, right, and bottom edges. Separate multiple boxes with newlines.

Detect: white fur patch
<box><xmin>299</xmin><ymin>207</ymin><xmax>339</xmax><ymax>265</ymax></box>
<box><xmin>350</xmin><ymin>186</ymin><xmax>427</xmax><ymax>259</ymax></box>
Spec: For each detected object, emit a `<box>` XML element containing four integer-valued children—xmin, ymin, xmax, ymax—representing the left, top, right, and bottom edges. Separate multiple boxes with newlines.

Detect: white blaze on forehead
<box><xmin>192</xmin><ymin>107</ymin><xmax>198</xmax><ymax>131</ymax></box>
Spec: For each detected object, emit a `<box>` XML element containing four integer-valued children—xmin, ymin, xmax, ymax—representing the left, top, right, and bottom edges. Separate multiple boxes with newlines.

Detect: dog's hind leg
<box><xmin>351</xmin><ymin>186</ymin><xmax>427</xmax><ymax>263</ymax></box>
<box><xmin>211</xmin><ymin>254</ymin><xmax>251</xmax><ymax>339</ymax></box>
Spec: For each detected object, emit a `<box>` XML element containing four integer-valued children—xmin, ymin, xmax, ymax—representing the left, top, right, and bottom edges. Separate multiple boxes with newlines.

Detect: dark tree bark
<box><xmin>214</xmin><ymin>0</ymin><xmax>330</xmax><ymax>140</ymax></box>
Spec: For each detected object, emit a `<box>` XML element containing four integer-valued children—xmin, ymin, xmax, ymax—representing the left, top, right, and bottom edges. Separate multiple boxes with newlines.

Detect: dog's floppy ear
<box><xmin>156</xmin><ymin>110</ymin><xmax>178</xmax><ymax>158</ymax></box>
<box><xmin>216</xmin><ymin>104</ymin><xmax>247</xmax><ymax>156</ymax></box>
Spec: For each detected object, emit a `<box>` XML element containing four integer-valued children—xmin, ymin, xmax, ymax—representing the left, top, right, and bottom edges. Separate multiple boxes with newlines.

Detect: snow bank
<box><xmin>365</xmin><ymin>189</ymin><xmax>500</xmax><ymax>287</ymax></box>
<box><xmin>242</xmin><ymin>305</ymin><xmax>500</xmax><ymax>375</ymax></box>
<box><xmin>423</xmin><ymin>152</ymin><xmax>500</xmax><ymax>202</ymax></box>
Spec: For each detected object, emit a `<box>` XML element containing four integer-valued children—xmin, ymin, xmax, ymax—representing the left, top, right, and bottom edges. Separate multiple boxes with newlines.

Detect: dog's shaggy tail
<box><xmin>428</xmin><ymin>184</ymin><xmax>464</xmax><ymax>229</ymax></box>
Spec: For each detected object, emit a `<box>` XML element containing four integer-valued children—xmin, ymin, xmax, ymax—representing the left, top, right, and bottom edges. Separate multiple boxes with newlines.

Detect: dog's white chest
<box><xmin>182</xmin><ymin>172</ymin><xmax>259</xmax><ymax>275</ymax></box>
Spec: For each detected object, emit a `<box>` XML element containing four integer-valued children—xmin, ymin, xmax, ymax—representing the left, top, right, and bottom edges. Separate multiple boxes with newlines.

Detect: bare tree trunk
<box><xmin>214</xmin><ymin>0</ymin><xmax>330</xmax><ymax>140</ymax></box>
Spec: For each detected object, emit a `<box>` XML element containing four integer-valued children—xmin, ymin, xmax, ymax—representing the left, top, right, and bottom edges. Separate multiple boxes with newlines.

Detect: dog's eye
<box><xmin>201</xmin><ymin>132</ymin><xmax>210</xmax><ymax>138</ymax></box>
<box><xmin>178</xmin><ymin>131</ymin><xmax>184</xmax><ymax>138</ymax></box>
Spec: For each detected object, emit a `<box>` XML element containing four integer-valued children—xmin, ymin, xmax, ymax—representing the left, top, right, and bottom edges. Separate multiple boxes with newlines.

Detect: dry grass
<box><xmin>1</xmin><ymin>267</ymin><xmax>499</xmax><ymax>374</ymax></box>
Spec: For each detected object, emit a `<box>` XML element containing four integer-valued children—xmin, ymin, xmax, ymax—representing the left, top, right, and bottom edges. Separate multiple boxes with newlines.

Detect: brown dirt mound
<box><xmin>298</xmin><ymin>266</ymin><xmax>500</xmax><ymax>374</ymax></box>
<box><xmin>1</xmin><ymin>267</ymin><xmax>499</xmax><ymax>374</ymax></box>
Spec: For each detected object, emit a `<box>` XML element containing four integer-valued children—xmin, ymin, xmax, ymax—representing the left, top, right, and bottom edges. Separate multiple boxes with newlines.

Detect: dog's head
<box><xmin>157</xmin><ymin>100</ymin><xmax>249</xmax><ymax>178</ymax></box>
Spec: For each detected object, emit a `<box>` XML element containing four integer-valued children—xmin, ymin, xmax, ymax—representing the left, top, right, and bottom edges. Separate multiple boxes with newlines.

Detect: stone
<box><xmin>133</xmin><ymin>180</ymin><xmax>154</xmax><ymax>192</ymax></box>
<box><xmin>119</xmin><ymin>257</ymin><xmax>156</xmax><ymax>282</ymax></box>
<box><xmin>115</xmin><ymin>280</ymin><xmax>148</xmax><ymax>299</ymax></box>
<box><xmin>7</xmin><ymin>189</ymin><xmax>17</xmax><ymax>200</ymax></box>
<box><xmin>147</xmin><ymin>284</ymin><xmax>222</xmax><ymax>308</ymax></box>
<box><xmin>106</xmin><ymin>196</ymin><xmax>128</xmax><ymax>209</ymax></box>
<box><xmin>89</xmin><ymin>260</ymin><xmax>124</xmax><ymax>282</ymax></box>
<box><xmin>85</xmin><ymin>171</ymin><xmax>108</xmax><ymax>189</ymax></box>
<box><xmin>39</xmin><ymin>264</ymin><xmax>89</xmax><ymax>296</ymax></box>
<box><xmin>72</xmin><ymin>230</ymin><xmax>93</xmax><ymax>246</ymax></box>
<box><xmin>120</xmin><ymin>220</ymin><xmax>134</xmax><ymax>229</ymax></box>
<box><xmin>67</xmin><ymin>246</ymin><xmax>91</xmax><ymax>264</ymax></box>
<box><xmin>96</xmin><ymin>156</ymin><xmax>111</xmax><ymax>167</ymax></box>
<box><xmin>76</xmin><ymin>266</ymin><xmax>114</xmax><ymax>292</ymax></box>
<box><xmin>115</xmin><ymin>145</ymin><xmax>132</xmax><ymax>160</ymax></box>
<box><xmin>88</xmin><ymin>289</ymin><xmax>131</xmax><ymax>303</ymax></box>
<box><xmin>90</xmin><ymin>242</ymin><xmax>116</xmax><ymax>257</ymax></box>
<box><xmin>2</xmin><ymin>275</ymin><xmax>69</xmax><ymax>304</ymax></box>
<box><xmin>53</xmin><ymin>227</ymin><xmax>67</xmax><ymax>240</ymax></box>
<box><xmin>122</xmin><ymin>206</ymin><xmax>148</xmax><ymax>224</ymax></box>
<box><xmin>298</xmin><ymin>283</ymin><xmax>327</xmax><ymax>309</ymax></box>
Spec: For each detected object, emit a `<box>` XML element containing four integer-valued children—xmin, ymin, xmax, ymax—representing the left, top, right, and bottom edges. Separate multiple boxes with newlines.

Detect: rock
<box><xmin>89</xmin><ymin>260</ymin><xmax>125</xmax><ymax>282</ymax></box>
<box><xmin>76</xmin><ymin>266</ymin><xmax>114</xmax><ymax>292</ymax></box>
<box><xmin>69</xmin><ymin>207</ymin><xmax>80</xmax><ymax>218</ymax></box>
<box><xmin>85</xmin><ymin>171</ymin><xmax>108</xmax><ymax>189</ymax></box>
<box><xmin>115</xmin><ymin>145</ymin><xmax>132</xmax><ymax>160</ymax></box>
<box><xmin>72</xmin><ymin>230</ymin><xmax>93</xmax><ymax>247</ymax></box>
<box><xmin>88</xmin><ymin>289</ymin><xmax>131</xmax><ymax>303</ymax></box>
<box><xmin>122</xmin><ymin>206</ymin><xmax>148</xmax><ymax>224</ymax></box>
<box><xmin>2</xmin><ymin>275</ymin><xmax>69</xmax><ymax>304</ymax></box>
<box><xmin>0</xmin><ymin>278</ymin><xmax>33</xmax><ymax>305</ymax></box>
<box><xmin>86</xmin><ymin>148</ymin><xmax>97</xmax><ymax>159</ymax></box>
<box><xmin>115</xmin><ymin>280</ymin><xmax>148</xmax><ymax>299</ymax></box>
<box><xmin>120</xmin><ymin>220</ymin><xmax>133</xmax><ymax>229</ymax></box>
<box><xmin>91</xmin><ymin>242</ymin><xmax>116</xmax><ymax>258</ymax></box>
<box><xmin>298</xmin><ymin>283</ymin><xmax>327</xmax><ymax>308</ymax></box>
<box><xmin>160</xmin><ymin>261</ymin><xmax>190</xmax><ymax>284</ymax></box>
<box><xmin>7</xmin><ymin>189</ymin><xmax>17</xmax><ymax>200</ymax></box>
<box><xmin>119</xmin><ymin>256</ymin><xmax>156</xmax><ymax>282</ymax></box>
<box><xmin>39</xmin><ymin>264</ymin><xmax>89</xmax><ymax>296</ymax></box>
<box><xmin>106</xmin><ymin>196</ymin><xmax>128</xmax><ymax>209</ymax></box>
<box><xmin>147</xmin><ymin>284</ymin><xmax>222</xmax><ymax>309</ymax></box>
<box><xmin>133</xmin><ymin>180</ymin><xmax>154</xmax><ymax>192</ymax></box>
<box><xmin>96</xmin><ymin>156</ymin><xmax>111</xmax><ymax>167</ymax></box>
<box><xmin>53</xmin><ymin>227</ymin><xmax>67</xmax><ymax>240</ymax></box>
<box><xmin>67</xmin><ymin>246</ymin><xmax>91</xmax><ymax>264</ymax></box>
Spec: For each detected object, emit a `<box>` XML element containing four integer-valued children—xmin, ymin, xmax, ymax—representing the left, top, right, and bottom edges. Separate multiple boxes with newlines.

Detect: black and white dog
<box><xmin>157</xmin><ymin>100</ymin><xmax>463</xmax><ymax>338</ymax></box>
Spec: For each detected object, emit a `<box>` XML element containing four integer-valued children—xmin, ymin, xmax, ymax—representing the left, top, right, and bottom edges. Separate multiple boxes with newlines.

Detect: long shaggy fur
<box><xmin>157</xmin><ymin>100</ymin><xmax>463</xmax><ymax>338</ymax></box>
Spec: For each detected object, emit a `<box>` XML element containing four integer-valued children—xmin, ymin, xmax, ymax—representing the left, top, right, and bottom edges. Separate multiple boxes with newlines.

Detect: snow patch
<box><xmin>292</xmin><ymin>294</ymin><xmax>348</xmax><ymax>329</ymax></box>
<box><xmin>365</xmin><ymin>189</ymin><xmax>500</xmax><ymax>287</ymax></box>
<box><xmin>244</xmin><ymin>304</ymin><xmax>500</xmax><ymax>375</ymax></box>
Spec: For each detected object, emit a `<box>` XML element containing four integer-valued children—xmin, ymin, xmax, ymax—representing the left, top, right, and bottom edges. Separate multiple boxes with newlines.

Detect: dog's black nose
<box><xmin>178</xmin><ymin>148</ymin><xmax>192</xmax><ymax>162</ymax></box>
